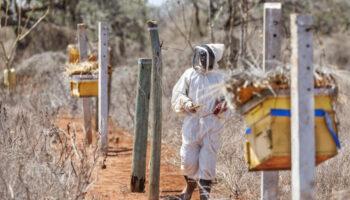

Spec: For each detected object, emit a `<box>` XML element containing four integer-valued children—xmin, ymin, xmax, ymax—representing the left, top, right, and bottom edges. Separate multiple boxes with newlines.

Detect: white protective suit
<box><xmin>171</xmin><ymin>44</ymin><xmax>231</xmax><ymax>181</ymax></box>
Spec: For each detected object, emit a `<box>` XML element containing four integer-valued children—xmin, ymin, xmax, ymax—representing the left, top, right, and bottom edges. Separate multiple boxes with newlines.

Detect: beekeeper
<box><xmin>171</xmin><ymin>44</ymin><xmax>231</xmax><ymax>200</ymax></box>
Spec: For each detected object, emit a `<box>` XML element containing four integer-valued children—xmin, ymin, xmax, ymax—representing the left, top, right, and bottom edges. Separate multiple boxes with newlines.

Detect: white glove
<box><xmin>184</xmin><ymin>101</ymin><xmax>196</xmax><ymax>113</ymax></box>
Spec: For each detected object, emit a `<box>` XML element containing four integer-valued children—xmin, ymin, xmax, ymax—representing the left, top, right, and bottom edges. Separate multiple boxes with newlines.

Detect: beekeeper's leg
<box><xmin>180</xmin><ymin>176</ymin><xmax>197</xmax><ymax>200</ymax></box>
<box><xmin>198</xmin><ymin>179</ymin><xmax>212</xmax><ymax>200</ymax></box>
<box><xmin>180</xmin><ymin>142</ymin><xmax>200</xmax><ymax>199</ymax></box>
<box><xmin>196</xmin><ymin>130</ymin><xmax>220</xmax><ymax>180</ymax></box>
<box><xmin>180</xmin><ymin>141</ymin><xmax>200</xmax><ymax>179</ymax></box>
<box><xmin>196</xmin><ymin>129</ymin><xmax>221</xmax><ymax>199</ymax></box>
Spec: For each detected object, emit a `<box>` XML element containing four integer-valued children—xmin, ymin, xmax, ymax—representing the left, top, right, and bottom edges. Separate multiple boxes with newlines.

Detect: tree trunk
<box><xmin>225</xmin><ymin>0</ymin><xmax>239</xmax><ymax>68</ymax></box>
<box><xmin>192</xmin><ymin>0</ymin><xmax>203</xmax><ymax>37</ymax></box>
<box><xmin>68</xmin><ymin>0</ymin><xmax>79</xmax><ymax>24</ymax></box>
<box><xmin>208</xmin><ymin>0</ymin><xmax>215</xmax><ymax>42</ymax></box>
<box><xmin>119</xmin><ymin>33</ymin><xmax>125</xmax><ymax>56</ymax></box>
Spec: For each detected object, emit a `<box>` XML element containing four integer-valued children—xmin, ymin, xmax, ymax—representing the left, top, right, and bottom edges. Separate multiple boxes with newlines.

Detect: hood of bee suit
<box><xmin>192</xmin><ymin>43</ymin><xmax>225</xmax><ymax>74</ymax></box>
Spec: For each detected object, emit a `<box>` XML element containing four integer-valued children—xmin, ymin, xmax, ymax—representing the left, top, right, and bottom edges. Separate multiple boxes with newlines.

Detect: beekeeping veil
<box><xmin>192</xmin><ymin>44</ymin><xmax>225</xmax><ymax>73</ymax></box>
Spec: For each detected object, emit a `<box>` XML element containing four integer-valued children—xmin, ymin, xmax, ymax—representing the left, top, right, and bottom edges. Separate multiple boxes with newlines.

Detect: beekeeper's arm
<box><xmin>171</xmin><ymin>69</ymin><xmax>195</xmax><ymax>114</ymax></box>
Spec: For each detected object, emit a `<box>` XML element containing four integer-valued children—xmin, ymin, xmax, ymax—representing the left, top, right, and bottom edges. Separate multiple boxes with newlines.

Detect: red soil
<box><xmin>55</xmin><ymin>113</ymin><xmax>201</xmax><ymax>200</ymax></box>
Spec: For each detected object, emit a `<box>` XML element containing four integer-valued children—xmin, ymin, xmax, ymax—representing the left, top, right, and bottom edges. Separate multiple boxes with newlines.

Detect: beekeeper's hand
<box><xmin>213</xmin><ymin>100</ymin><xmax>228</xmax><ymax>115</ymax></box>
<box><xmin>184</xmin><ymin>101</ymin><xmax>196</xmax><ymax>113</ymax></box>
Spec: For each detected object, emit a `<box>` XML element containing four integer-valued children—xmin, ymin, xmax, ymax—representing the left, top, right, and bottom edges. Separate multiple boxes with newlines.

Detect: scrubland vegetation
<box><xmin>2</xmin><ymin>0</ymin><xmax>350</xmax><ymax>199</ymax></box>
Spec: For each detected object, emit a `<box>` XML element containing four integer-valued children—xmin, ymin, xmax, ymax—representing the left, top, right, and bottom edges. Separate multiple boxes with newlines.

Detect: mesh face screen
<box><xmin>192</xmin><ymin>45</ymin><xmax>215</xmax><ymax>73</ymax></box>
<box><xmin>192</xmin><ymin>47</ymin><xmax>208</xmax><ymax>73</ymax></box>
<box><xmin>200</xmin><ymin>45</ymin><xmax>215</xmax><ymax>71</ymax></box>
<box><xmin>199</xmin><ymin>50</ymin><xmax>207</xmax><ymax>68</ymax></box>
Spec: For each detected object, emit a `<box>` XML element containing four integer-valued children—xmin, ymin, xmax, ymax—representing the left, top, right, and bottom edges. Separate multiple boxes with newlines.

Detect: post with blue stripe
<box><xmin>261</xmin><ymin>2</ymin><xmax>281</xmax><ymax>200</ymax></box>
<box><xmin>291</xmin><ymin>14</ymin><xmax>315</xmax><ymax>200</ymax></box>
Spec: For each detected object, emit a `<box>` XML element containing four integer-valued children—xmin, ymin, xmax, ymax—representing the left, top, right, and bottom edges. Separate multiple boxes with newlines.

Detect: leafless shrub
<box><xmin>0</xmin><ymin>48</ymin><xmax>101</xmax><ymax>199</ymax></box>
<box><xmin>0</xmin><ymin>100</ymin><xmax>100</xmax><ymax>200</ymax></box>
<box><xmin>109</xmin><ymin>65</ymin><xmax>138</xmax><ymax>131</ymax></box>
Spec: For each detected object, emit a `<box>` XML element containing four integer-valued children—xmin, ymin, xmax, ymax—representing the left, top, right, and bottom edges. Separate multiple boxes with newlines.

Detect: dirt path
<box><xmin>56</xmin><ymin>112</ymin><xmax>201</xmax><ymax>200</ymax></box>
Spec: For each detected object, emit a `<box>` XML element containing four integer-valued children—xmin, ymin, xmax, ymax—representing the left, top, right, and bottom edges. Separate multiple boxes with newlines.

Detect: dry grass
<box><xmin>65</xmin><ymin>61</ymin><xmax>99</xmax><ymax>76</ymax></box>
<box><xmin>223</xmin><ymin>60</ymin><xmax>337</xmax><ymax>110</ymax></box>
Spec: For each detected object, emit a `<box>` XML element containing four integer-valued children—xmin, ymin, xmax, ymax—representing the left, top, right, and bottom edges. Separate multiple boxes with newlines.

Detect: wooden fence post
<box><xmin>261</xmin><ymin>172</ymin><xmax>279</xmax><ymax>200</ymax></box>
<box><xmin>78</xmin><ymin>24</ymin><xmax>92</xmax><ymax>145</ymax></box>
<box><xmin>147</xmin><ymin>20</ymin><xmax>163</xmax><ymax>200</ymax></box>
<box><xmin>263</xmin><ymin>2</ymin><xmax>282</xmax><ymax>71</ymax></box>
<box><xmin>108</xmin><ymin>47</ymin><xmax>112</xmax><ymax>117</ymax></box>
<box><xmin>130</xmin><ymin>58</ymin><xmax>152</xmax><ymax>193</ymax></box>
<box><xmin>290</xmin><ymin>14</ymin><xmax>315</xmax><ymax>200</ymax></box>
<box><xmin>261</xmin><ymin>3</ymin><xmax>281</xmax><ymax>200</ymax></box>
<box><xmin>96</xmin><ymin>98</ymin><xmax>99</xmax><ymax>131</ymax></box>
<box><xmin>99</xmin><ymin>22</ymin><xmax>109</xmax><ymax>152</ymax></box>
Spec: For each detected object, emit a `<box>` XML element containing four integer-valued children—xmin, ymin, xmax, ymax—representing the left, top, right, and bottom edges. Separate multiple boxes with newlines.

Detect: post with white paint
<box><xmin>147</xmin><ymin>20</ymin><xmax>163</xmax><ymax>200</ymax></box>
<box><xmin>261</xmin><ymin>3</ymin><xmax>281</xmax><ymax>200</ymax></box>
<box><xmin>290</xmin><ymin>14</ymin><xmax>315</xmax><ymax>200</ymax></box>
<box><xmin>78</xmin><ymin>24</ymin><xmax>92</xmax><ymax>145</ymax></box>
<box><xmin>263</xmin><ymin>2</ymin><xmax>282</xmax><ymax>72</ymax></box>
<box><xmin>99</xmin><ymin>22</ymin><xmax>109</xmax><ymax>152</ymax></box>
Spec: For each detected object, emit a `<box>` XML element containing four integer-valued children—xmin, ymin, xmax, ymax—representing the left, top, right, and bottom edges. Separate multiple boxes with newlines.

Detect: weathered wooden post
<box><xmin>261</xmin><ymin>3</ymin><xmax>281</xmax><ymax>200</ymax></box>
<box><xmin>290</xmin><ymin>14</ymin><xmax>315</xmax><ymax>200</ymax></box>
<box><xmin>108</xmin><ymin>47</ymin><xmax>113</xmax><ymax>117</ymax></box>
<box><xmin>261</xmin><ymin>171</ymin><xmax>279</xmax><ymax>200</ymax></box>
<box><xmin>130</xmin><ymin>58</ymin><xmax>152</xmax><ymax>193</ymax></box>
<box><xmin>147</xmin><ymin>20</ymin><xmax>163</xmax><ymax>200</ymax></box>
<box><xmin>99</xmin><ymin>22</ymin><xmax>109</xmax><ymax>152</ymax></box>
<box><xmin>78</xmin><ymin>24</ymin><xmax>92</xmax><ymax>145</ymax></box>
<box><xmin>262</xmin><ymin>2</ymin><xmax>282</xmax><ymax>71</ymax></box>
<box><xmin>96</xmin><ymin>98</ymin><xmax>99</xmax><ymax>131</ymax></box>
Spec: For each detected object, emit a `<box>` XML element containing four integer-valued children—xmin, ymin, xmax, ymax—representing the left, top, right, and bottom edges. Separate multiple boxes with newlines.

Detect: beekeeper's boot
<box><xmin>180</xmin><ymin>176</ymin><xmax>197</xmax><ymax>200</ymax></box>
<box><xmin>198</xmin><ymin>179</ymin><xmax>212</xmax><ymax>200</ymax></box>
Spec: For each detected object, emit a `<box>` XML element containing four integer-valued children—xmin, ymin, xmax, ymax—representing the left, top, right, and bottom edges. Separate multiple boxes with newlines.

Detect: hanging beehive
<box><xmin>243</xmin><ymin>90</ymin><xmax>339</xmax><ymax>171</ymax></box>
<box><xmin>66</xmin><ymin>45</ymin><xmax>114</xmax><ymax>98</ymax></box>
<box><xmin>70</xmin><ymin>75</ymin><xmax>98</xmax><ymax>97</ymax></box>
<box><xmin>67</xmin><ymin>45</ymin><xmax>97</xmax><ymax>98</ymax></box>
<box><xmin>224</xmin><ymin>66</ymin><xmax>340</xmax><ymax>171</ymax></box>
<box><xmin>3</xmin><ymin>68</ymin><xmax>16</xmax><ymax>87</ymax></box>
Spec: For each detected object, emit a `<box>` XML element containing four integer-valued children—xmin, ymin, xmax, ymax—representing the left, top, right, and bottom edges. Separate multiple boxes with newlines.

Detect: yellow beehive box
<box><xmin>70</xmin><ymin>75</ymin><xmax>98</xmax><ymax>97</ymax></box>
<box><xmin>3</xmin><ymin>68</ymin><xmax>16</xmax><ymax>87</ymax></box>
<box><xmin>244</xmin><ymin>94</ymin><xmax>339</xmax><ymax>171</ymax></box>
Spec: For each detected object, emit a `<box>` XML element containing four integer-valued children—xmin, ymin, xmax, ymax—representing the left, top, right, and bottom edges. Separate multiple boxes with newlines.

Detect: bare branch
<box><xmin>20</xmin><ymin>5</ymin><xmax>35</xmax><ymax>36</ymax></box>
<box><xmin>71</xmin><ymin>123</ymin><xmax>81</xmax><ymax>160</ymax></box>
<box><xmin>6</xmin><ymin>7</ymin><xmax>49</xmax><ymax>68</ymax></box>
<box><xmin>166</xmin><ymin>5</ymin><xmax>193</xmax><ymax>50</ymax></box>
<box><xmin>4</xmin><ymin>0</ymin><xmax>10</xmax><ymax>41</ymax></box>
<box><xmin>0</xmin><ymin>42</ymin><xmax>9</xmax><ymax>65</ymax></box>
<box><xmin>19</xmin><ymin>7</ymin><xmax>50</xmax><ymax>41</ymax></box>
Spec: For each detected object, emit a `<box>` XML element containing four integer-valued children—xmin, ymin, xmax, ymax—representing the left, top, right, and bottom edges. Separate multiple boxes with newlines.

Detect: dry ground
<box><xmin>55</xmin><ymin>110</ymin><xmax>206</xmax><ymax>200</ymax></box>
